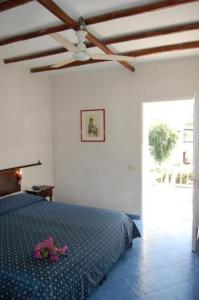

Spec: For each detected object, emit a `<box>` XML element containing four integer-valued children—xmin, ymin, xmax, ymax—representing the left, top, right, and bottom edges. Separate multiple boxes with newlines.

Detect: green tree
<box><xmin>149</xmin><ymin>123</ymin><xmax>178</xmax><ymax>165</ymax></box>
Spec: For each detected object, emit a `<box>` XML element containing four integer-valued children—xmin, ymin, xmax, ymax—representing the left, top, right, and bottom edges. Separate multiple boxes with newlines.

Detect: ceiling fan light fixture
<box><xmin>73</xmin><ymin>50</ymin><xmax>91</xmax><ymax>61</ymax></box>
<box><xmin>76</xmin><ymin>30</ymin><xmax>87</xmax><ymax>43</ymax></box>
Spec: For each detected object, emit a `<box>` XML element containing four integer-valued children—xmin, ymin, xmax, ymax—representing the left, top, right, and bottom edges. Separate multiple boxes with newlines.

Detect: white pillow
<box><xmin>0</xmin><ymin>191</ymin><xmax>23</xmax><ymax>199</ymax></box>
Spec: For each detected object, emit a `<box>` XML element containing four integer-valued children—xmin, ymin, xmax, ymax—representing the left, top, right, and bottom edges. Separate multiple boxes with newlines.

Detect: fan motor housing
<box><xmin>73</xmin><ymin>50</ymin><xmax>91</xmax><ymax>61</ymax></box>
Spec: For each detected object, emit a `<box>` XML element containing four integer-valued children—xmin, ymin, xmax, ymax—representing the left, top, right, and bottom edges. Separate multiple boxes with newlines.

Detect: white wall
<box><xmin>0</xmin><ymin>63</ymin><xmax>54</xmax><ymax>189</ymax></box>
<box><xmin>52</xmin><ymin>56</ymin><xmax>199</xmax><ymax>215</ymax></box>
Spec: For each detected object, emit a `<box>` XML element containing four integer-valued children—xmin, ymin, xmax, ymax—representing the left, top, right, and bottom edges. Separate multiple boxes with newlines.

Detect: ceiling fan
<box><xmin>50</xmin><ymin>17</ymin><xmax>136</xmax><ymax>69</ymax></box>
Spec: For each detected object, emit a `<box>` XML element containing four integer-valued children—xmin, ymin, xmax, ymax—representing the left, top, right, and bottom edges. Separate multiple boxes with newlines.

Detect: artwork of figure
<box><xmin>88</xmin><ymin>117</ymin><xmax>98</xmax><ymax>136</ymax></box>
<box><xmin>81</xmin><ymin>109</ymin><xmax>105</xmax><ymax>142</ymax></box>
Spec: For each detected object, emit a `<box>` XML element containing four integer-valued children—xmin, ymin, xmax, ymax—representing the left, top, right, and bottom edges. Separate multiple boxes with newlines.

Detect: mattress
<box><xmin>0</xmin><ymin>192</ymin><xmax>140</xmax><ymax>300</ymax></box>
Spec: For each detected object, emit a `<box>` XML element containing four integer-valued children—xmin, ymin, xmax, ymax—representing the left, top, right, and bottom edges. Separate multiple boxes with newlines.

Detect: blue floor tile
<box><xmin>171</xmin><ymin>279</ymin><xmax>199</xmax><ymax>300</ymax></box>
<box><xmin>87</xmin><ymin>219</ymin><xmax>199</xmax><ymax>300</ymax></box>
<box><xmin>138</xmin><ymin>288</ymin><xmax>178</xmax><ymax>300</ymax></box>
<box><xmin>87</xmin><ymin>277</ymin><xmax>137</xmax><ymax>300</ymax></box>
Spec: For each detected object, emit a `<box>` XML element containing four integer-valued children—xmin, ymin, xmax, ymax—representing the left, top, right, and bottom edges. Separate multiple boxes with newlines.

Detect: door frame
<box><xmin>192</xmin><ymin>92</ymin><xmax>199</xmax><ymax>251</ymax></box>
<box><xmin>141</xmin><ymin>98</ymin><xmax>195</xmax><ymax>245</ymax></box>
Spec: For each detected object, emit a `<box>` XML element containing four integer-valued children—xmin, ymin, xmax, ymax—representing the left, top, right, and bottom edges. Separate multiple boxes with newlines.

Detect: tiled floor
<box><xmin>88</xmin><ymin>219</ymin><xmax>199</xmax><ymax>300</ymax></box>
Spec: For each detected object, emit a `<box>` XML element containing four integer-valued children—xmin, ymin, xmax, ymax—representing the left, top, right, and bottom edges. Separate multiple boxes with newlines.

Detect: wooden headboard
<box><xmin>0</xmin><ymin>161</ymin><xmax>41</xmax><ymax>197</ymax></box>
<box><xmin>0</xmin><ymin>169</ymin><xmax>21</xmax><ymax>197</ymax></box>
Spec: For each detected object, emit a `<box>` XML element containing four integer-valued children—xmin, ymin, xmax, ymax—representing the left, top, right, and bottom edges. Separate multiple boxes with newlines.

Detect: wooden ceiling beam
<box><xmin>4</xmin><ymin>47</ymin><xmax>67</xmax><ymax>64</ymax></box>
<box><xmin>86</xmin><ymin>0</ymin><xmax>199</xmax><ymax>25</ymax></box>
<box><xmin>4</xmin><ymin>21</ymin><xmax>199</xmax><ymax>64</ymax></box>
<box><xmin>36</xmin><ymin>0</ymin><xmax>134</xmax><ymax>72</ymax></box>
<box><xmin>1</xmin><ymin>0</ymin><xmax>198</xmax><ymax>46</ymax></box>
<box><xmin>37</xmin><ymin>0</ymin><xmax>79</xmax><ymax>30</ymax></box>
<box><xmin>30</xmin><ymin>40</ymin><xmax>199</xmax><ymax>73</ymax></box>
<box><xmin>0</xmin><ymin>24</ymin><xmax>68</xmax><ymax>46</ymax></box>
<box><xmin>105</xmin><ymin>21</ymin><xmax>199</xmax><ymax>44</ymax></box>
<box><xmin>125</xmin><ymin>40</ymin><xmax>199</xmax><ymax>57</ymax></box>
<box><xmin>0</xmin><ymin>0</ymin><xmax>34</xmax><ymax>12</ymax></box>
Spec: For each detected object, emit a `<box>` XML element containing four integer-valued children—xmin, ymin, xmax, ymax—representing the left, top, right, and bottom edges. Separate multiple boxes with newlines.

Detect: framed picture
<box><xmin>80</xmin><ymin>109</ymin><xmax>105</xmax><ymax>142</ymax></box>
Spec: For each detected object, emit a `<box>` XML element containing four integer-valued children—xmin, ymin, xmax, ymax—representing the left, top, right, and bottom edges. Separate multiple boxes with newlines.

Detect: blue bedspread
<box><xmin>0</xmin><ymin>193</ymin><xmax>140</xmax><ymax>300</ymax></box>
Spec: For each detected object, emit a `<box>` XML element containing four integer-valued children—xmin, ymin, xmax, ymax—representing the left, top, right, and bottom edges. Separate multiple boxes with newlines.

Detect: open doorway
<box><xmin>142</xmin><ymin>100</ymin><xmax>194</xmax><ymax>235</ymax></box>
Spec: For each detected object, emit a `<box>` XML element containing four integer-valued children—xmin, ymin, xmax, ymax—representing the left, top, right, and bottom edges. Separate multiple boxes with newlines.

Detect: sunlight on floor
<box><xmin>142</xmin><ymin>186</ymin><xmax>192</xmax><ymax>235</ymax></box>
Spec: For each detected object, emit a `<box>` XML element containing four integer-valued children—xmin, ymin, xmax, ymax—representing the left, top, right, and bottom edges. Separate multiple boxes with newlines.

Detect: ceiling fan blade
<box><xmin>91</xmin><ymin>53</ymin><xmax>136</xmax><ymax>62</ymax></box>
<box><xmin>52</xmin><ymin>58</ymin><xmax>76</xmax><ymax>69</ymax></box>
<box><xmin>50</xmin><ymin>33</ymin><xmax>77</xmax><ymax>53</ymax></box>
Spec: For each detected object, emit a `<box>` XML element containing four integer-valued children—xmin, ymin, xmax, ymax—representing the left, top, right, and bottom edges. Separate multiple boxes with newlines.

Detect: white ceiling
<box><xmin>0</xmin><ymin>0</ymin><xmax>199</xmax><ymax>74</ymax></box>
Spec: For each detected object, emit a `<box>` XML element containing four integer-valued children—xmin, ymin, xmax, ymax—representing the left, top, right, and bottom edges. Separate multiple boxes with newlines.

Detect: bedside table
<box><xmin>26</xmin><ymin>185</ymin><xmax>54</xmax><ymax>201</ymax></box>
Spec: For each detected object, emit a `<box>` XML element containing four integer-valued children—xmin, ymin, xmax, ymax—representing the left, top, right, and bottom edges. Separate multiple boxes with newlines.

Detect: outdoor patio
<box><xmin>142</xmin><ymin>185</ymin><xmax>192</xmax><ymax>233</ymax></box>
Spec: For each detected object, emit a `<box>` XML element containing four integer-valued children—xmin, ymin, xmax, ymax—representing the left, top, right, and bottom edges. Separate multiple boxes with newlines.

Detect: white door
<box><xmin>192</xmin><ymin>92</ymin><xmax>199</xmax><ymax>251</ymax></box>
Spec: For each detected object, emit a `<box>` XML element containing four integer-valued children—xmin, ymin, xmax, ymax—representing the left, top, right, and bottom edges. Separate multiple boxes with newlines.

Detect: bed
<box><xmin>0</xmin><ymin>169</ymin><xmax>140</xmax><ymax>300</ymax></box>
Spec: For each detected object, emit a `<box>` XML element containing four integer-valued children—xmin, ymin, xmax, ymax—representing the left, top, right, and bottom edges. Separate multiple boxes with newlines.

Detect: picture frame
<box><xmin>80</xmin><ymin>109</ymin><xmax>105</xmax><ymax>142</ymax></box>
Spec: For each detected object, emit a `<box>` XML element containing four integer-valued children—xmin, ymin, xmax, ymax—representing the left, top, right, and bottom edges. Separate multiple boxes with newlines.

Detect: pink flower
<box><xmin>34</xmin><ymin>237</ymin><xmax>68</xmax><ymax>262</ymax></box>
<box><xmin>49</xmin><ymin>247</ymin><xmax>57</xmax><ymax>256</ymax></box>
<box><xmin>50</xmin><ymin>255</ymin><xmax>60</xmax><ymax>262</ymax></box>
<box><xmin>45</xmin><ymin>236</ymin><xmax>54</xmax><ymax>247</ymax></box>
<box><xmin>35</xmin><ymin>242</ymin><xmax>44</xmax><ymax>251</ymax></box>
<box><xmin>39</xmin><ymin>241</ymin><xmax>46</xmax><ymax>250</ymax></box>
<box><xmin>47</xmin><ymin>236</ymin><xmax>54</xmax><ymax>243</ymax></box>
<box><xmin>59</xmin><ymin>245</ymin><xmax>68</xmax><ymax>255</ymax></box>
<box><xmin>34</xmin><ymin>250</ymin><xmax>42</xmax><ymax>259</ymax></box>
